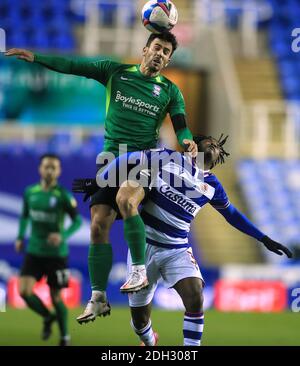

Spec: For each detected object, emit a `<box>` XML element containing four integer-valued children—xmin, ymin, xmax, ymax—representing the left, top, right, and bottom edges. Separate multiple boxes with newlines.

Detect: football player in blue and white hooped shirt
<box><xmin>125</xmin><ymin>134</ymin><xmax>292</xmax><ymax>346</ymax></box>
<box><xmin>95</xmin><ymin>134</ymin><xmax>292</xmax><ymax>346</ymax></box>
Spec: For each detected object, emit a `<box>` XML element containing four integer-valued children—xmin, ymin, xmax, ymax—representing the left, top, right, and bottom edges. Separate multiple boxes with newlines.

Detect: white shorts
<box><xmin>128</xmin><ymin>244</ymin><xmax>203</xmax><ymax>308</ymax></box>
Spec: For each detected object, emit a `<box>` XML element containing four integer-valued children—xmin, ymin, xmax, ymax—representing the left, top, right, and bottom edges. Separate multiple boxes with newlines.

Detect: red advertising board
<box><xmin>7</xmin><ymin>276</ymin><xmax>81</xmax><ymax>309</ymax></box>
<box><xmin>214</xmin><ymin>280</ymin><xmax>287</xmax><ymax>312</ymax></box>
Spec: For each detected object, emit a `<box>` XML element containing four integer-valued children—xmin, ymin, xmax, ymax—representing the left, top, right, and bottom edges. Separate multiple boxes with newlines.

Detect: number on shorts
<box><xmin>55</xmin><ymin>269</ymin><xmax>70</xmax><ymax>286</ymax></box>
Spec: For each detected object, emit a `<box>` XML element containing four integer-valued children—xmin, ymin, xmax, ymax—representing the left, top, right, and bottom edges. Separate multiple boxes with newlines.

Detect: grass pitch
<box><xmin>0</xmin><ymin>307</ymin><xmax>299</xmax><ymax>346</ymax></box>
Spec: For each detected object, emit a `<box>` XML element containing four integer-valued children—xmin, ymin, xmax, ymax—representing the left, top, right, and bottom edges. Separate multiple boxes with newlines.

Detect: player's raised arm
<box><xmin>214</xmin><ymin>203</ymin><xmax>293</xmax><ymax>258</ymax></box>
<box><xmin>170</xmin><ymin>114</ymin><xmax>197</xmax><ymax>157</ymax></box>
<box><xmin>168</xmin><ymin>82</ymin><xmax>197</xmax><ymax>157</ymax></box>
<box><xmin>5</xmin><ymin>48</ymin><xmax>114</xmax><ymax>82</ymax></box>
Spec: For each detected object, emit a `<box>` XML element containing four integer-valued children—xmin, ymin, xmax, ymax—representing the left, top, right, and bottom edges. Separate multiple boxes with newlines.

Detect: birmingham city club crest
<box><xmin>49</xmin><ymin>196</ymin><xmax>57</xmax><ymax>207</ymax></box>
<box><xmin>152</xmin><ymin>85</ymin><xmax>161</xmax><ymax>97</ymax></box>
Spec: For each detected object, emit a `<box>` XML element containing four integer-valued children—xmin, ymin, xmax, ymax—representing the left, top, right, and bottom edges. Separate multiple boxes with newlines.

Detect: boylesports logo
<box><xmin>159</xmin><ymin>184</ymin><xmax>197</xmax><ymax>214</ymax></box>
<box><xmin>115</xmin><ymin>91</ymin><xmax>160</xmax><ymax>115</ymax></box>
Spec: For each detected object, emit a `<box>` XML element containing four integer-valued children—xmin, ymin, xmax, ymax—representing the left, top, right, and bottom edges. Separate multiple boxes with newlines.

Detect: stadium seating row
<box><xmin>0</xmin><ymin>133</ymin><xmax>104</xmax><ymax>157</ymax></box>
<box><xmin>237</xmin><ymin>159</ymin><xmax>300</xmax><ymax>261</ymax></box>
<box><xmin>268</xmin><ymin>0</ymin><xmax>300</xmax><ymax>100</ymax></box>
<box><xmin>0</xmin><ymin>0</ymin><xmax>137</xmax><ymax>51</ymax></box>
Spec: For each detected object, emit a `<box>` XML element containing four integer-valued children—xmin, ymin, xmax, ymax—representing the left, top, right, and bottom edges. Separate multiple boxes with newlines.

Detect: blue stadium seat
<box><xmin>238</xmin><ymin>158</ymin><xmax>300</xmax><ymax>258</ymax></box>
<box><xmin>80</xmin><ymin>133</ymin><xmax>105</xmax><ymax>157</ymax></box>
<box><xmin>268</xmin><ymin>0</ymin><xmax>300</xmax><ymax>99</ymax></box>
<box><xmin>47</xmin><ymin>131</ymin><xmax>77</xmax><ymax>156</ymax></box>
<box><xmin>278</xmin><ymin>60</ymin><xmax>296</xmax><ymax>77</ymax></box>
<box><xmin>0</xmin><ymin>0</ymin><xmax>76</xmax><ymax>51</ymax></box>
<box><xmin>49</xmin><ymin>32</ymin><xmax>75</xmax><ymax>51</ymax></box>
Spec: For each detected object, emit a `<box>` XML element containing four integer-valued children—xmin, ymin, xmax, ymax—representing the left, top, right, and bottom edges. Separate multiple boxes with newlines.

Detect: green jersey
<box><xmin>34</xmin><ymin>55</ymin><xmax>191</xmax><ymax>156</ymax></box>
<box><xmin>17</xmin><ymin>183</ymin><xmax>82</xmax><ymax>257</ymax></box>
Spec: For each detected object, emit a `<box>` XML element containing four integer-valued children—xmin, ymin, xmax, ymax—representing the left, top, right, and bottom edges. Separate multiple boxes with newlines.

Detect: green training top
<box><xmin>34</xmin><ymin>54</ymin><xmax>191</xmax><ymax>156</ymax></box>
<box><xmin>17</xmin><ymin>183</ymin><xmax>82</xmax><ymax>257</ymax></box>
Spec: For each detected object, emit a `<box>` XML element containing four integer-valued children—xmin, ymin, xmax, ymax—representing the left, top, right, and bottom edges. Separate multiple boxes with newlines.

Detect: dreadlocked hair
<box><xmin>194</xmin><ymin>134</ymin><xmax>230</xmax><ymax>168</ymax></box>
<box><xmin>214</xmin><ymin>133</ymin><xmax>230</xmax><ymax>167</ymax></box>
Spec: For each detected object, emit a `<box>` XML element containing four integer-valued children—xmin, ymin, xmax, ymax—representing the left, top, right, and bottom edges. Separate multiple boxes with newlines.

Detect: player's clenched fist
<box><xmin>5</xmin><ymin>48</ymin><xmax>34</xmax><ymax>62</ymax></box>
<box><xmin>183</xmin><ymin>139</ymin><xmax>198</xmax><ymax>158</ymax></box>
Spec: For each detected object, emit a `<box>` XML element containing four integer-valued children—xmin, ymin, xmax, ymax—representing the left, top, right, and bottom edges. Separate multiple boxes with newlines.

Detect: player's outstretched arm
<box><xmin>5</xmin><ymin>48</ymin><xmax>34</xmax><ymax>62</ymax></box>
<box><xmin>5</xmin><ymin>48</ymin><xmax>102</xmax><ymax>79</ymax></box>
<box><xmin>216</xmin><ymin>203</ymin><xmax>293</xmax><ymax>258</ymax></box>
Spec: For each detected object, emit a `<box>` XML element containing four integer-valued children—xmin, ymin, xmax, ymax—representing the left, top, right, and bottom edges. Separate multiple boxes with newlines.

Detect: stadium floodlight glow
<box><xmin>0</xmin><ymin>28</ymin><xmax>6</xmax><ymax>52</ymax></box>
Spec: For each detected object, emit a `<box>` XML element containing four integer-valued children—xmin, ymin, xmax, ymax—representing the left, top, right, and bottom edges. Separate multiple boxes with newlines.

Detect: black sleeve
<box><xmin>170</xmin><ymin>113</ymin><xmax>187</xmax><ymax>133</ymax></box>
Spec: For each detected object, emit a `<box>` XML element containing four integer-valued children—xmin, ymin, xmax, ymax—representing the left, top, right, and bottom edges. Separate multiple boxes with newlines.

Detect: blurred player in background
<box><xmin>15</xmin><ymin>154</ymin><xmax>82</xmax><ymax>346</ymax></box>
<box><xmin>6</xmin><ymin>31</ymin><xmax>197</xmax><ymax>323</ymax></box>
<box><xmin>98</xmin><ymin>135</ymin><xmax>292</xmax><ymax>346</ymax></box>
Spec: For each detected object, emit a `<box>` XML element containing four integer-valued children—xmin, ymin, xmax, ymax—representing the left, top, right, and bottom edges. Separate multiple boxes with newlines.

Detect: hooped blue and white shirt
<box><xmin>140</xmin><ymin>149</ymin><xmax>230</xmax><ymax>249</ymax></box>
<box><xmin>98</xmin><ymin>147</ymin><xmax>264</xmax><ymax>249</ymax></box>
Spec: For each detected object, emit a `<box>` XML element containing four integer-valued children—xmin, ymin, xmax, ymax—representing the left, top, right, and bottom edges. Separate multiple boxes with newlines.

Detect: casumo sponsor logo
<box><xmin>159</xmin><ymin>184</ymin><xmax>197</xmax><ymax>214</ymax></box>
<box><xmin>115</xmin><ymin>91</ymin><xmax>160</xmax><ymax>112</ymax></box>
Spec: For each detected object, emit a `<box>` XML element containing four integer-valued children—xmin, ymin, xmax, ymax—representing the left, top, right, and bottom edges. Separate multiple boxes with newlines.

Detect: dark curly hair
<box><xmin>193</xmin><ymin>134</ymin><xmax>230</xmax><ymax>169</ymax></box>
<box><xmin>145</xmin><ymin>31</ymin><xmax>178</xmax><ymax>55</ymax></box>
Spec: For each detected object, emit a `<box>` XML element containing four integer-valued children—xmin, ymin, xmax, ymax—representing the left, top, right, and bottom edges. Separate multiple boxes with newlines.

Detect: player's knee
<box><xmin>116</xmin><ymin>193</ymin><xmax>137</xmax><ymax>215</ymax></box>
<box><xmin>90</xmin><ymin>216</ymin><xmax>111</xmax><ymax>242</ymax></box>
<box><xmin>185</xmin><ymin>288</ymin><xmax>204</xmax><ymax>313</ymax></box>
<box><xmin>19</xmin><ymin>288</ymin><xmax>33</xmax><ymax>298</ymax></box>
<box><xmin>50</xmin><ymin>290</ymin><xmax>61</xmax><ymax>304</ymax></box>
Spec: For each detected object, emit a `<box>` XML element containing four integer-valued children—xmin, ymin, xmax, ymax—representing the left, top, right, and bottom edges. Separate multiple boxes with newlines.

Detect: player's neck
<box><xmin>40</xmin><ymin>180</ymin><xmax>57</xmax><ymax>191</ymax></box>
<box><xmin>139</xmin><ymin>64</ymin><xmax>160</xmax><ymax>78</ymax></box>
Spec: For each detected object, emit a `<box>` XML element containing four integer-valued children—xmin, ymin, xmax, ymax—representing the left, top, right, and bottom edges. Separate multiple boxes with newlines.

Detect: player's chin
<box><xmin>151</xmin><ymin>61</ymin><xmax>162</xmax><ymax>70</ymax></box>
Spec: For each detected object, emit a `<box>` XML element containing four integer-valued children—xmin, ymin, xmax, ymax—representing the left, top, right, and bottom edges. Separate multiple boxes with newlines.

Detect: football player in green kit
<box><xmin>6</xmin><ymin>32</ymin><xmax>197</xmax><ymax>324</ymax></box>
<box><xmin>15</xmin><ymin>154</ymin><xmax>82</xmax><ymax>345</ymax></box>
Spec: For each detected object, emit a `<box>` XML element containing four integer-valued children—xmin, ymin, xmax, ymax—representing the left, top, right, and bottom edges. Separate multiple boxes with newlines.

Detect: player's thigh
<box><xmin>19</xmin><ymin>254</ymin><xmax>43</xmax><ymax>295</ymax></box>
<box><xmin>90</xmin><ymin>180</ymin><xmax>120</xmax><ymax>213</ymax></box>
<box><xmin>19</xmin><ymin>276</ymin><xmax>37</xmax><ymax>296</ymax></box>
<box><xmin>159</xmin><ymin>247</ymin><xmax>203</xmax><ymax>289</ymax></box>
<box><xmin>90</xmin><ymin>203</ymin><xmax>118</xmax><ymax>229</ymax></box>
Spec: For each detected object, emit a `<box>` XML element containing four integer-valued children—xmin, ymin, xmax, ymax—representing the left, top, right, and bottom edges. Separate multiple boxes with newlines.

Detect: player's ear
<box><xmin>142</xmin><ymin>46</ymin><xmax>148</xmax><ymax>56</ymax></box>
